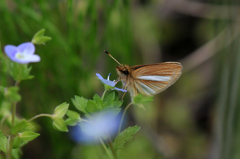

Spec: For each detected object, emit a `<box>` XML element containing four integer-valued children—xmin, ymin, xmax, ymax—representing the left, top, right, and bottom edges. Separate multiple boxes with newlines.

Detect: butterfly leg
<box><xmin>121</xmin><ymin>77</ymin><xmax>130</xmax><ymax>100</ymax></box>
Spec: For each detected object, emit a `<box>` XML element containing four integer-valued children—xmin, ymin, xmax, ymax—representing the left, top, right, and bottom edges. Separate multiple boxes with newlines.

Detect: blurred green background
<box><xmin>1</xmin><ymin>0</ymin><xmax>240</xmax><ymax>158</ymax></box>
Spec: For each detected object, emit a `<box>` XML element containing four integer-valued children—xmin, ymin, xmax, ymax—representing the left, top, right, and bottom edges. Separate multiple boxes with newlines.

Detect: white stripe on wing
<box><xmin>137</xmin><ymin>75</ymin><xmax>171</xmax><ymax>81</ymax></box>
<box><xmin>136</xmin><ymin>81</ymin><xmax>156</xmax><ymax>95</ymax></box>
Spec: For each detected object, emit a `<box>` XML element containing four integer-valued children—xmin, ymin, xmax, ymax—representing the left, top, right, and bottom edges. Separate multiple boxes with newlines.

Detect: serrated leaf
<box><xmin>0</xmin><ymin>131</ymin><xmax>7</xmax><ymax>153</ymax></box>
<box><xmin>93</xmin><ymin>94</ymin><xmax>103</xmax><ymax>110</ymax></box>
<box><xmin>112</xmin><ymin>100</ymin><xmax>123</xmax><ymax>108</ymax></box>
<box><xmin>113</xmin><ymin>125</ymin><xmax>140</xmax><ymax>150</ymax></box>
<box><xmin>18</xmin><ymin>131</ymin><xmax>40</xmax><ymax>142</ymax></box>
<box><xmin>53</xmin><ymin>118</ymin><xmax>68</xmax><ymax>132</ymax></box>
<box><xmin>4</xmin><ymin>86</ymin><xmax>21</xmax><ymax>102</ymax></box>
<box><xmin>103</xmin><ymin>91</ymin><xmax>115</xmax><ymax>103</ymax></box>
<box><xmin>10</xmin><ymin>63</ymin><xmax>34</xmax><ymax>82</ymax></box>
<box><xmin>86</xmin><ymin>100</ymin><xmax>98</xmax><ymax>113</ymax></box>
<box><xmin>72</xmin><ymin>96</ymin><xmax>88</xmax><ymax>113</ymax></box>
<box><xmin>53</xmin><ymin>102</ymin><xmax>69</xmax><ymax>118</ymax></box>
<box><xmin>11</xmin><ymin>120</ymin><xmax>34</xmax><ymax>135</ymax></box>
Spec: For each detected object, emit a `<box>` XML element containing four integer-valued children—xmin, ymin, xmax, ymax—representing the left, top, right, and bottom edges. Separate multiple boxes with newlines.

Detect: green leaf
<box><xmin>66</xmin><ymin>110</ymin><xmax>80</xmax><ymax>119</ymax></box>
<box><xmin>93</xmin><ymin>94</ymin><xmax>103</xmax><ymax>110</ymax></box>
<box><xmin>53</xmin><ymin>102</ymin><xmax>69</xmax><ymax>118</ymax></box>
<box><xmin>103</xmin><ymin>91</ymin><xmax>115</xmax><ymax>103</ymax></box>
<box><xmin>32</xmin><ymin>29</ymin><xmax>52</xmax><ymax>45</ymax></box>
<box><xmin>86</xmin><ymin>100</ymin><xmax>98</xmax><ymax>113</ymax></box>
<box><xmin>53</xmin><ymin>118</ymin><xmax>68</xmax><ymax>132</ymax></box>
<box><xmin>12</xmin><ymin>148</ymin><xmax>20</xmax><ymax>159</ymax></box>
<box><xmin>10</xmin><ymin>63</ymin><xmax>34</xmax><ymax>82</ymax></box>
<box><xmin>11</xmin><ymin>120</ymin><xmax>34</xmax><ymax>135</ymax></box>
<box><xmin>113</xmin><ymin>125</ymin><xmax>140</xmax><ymax>150</ymax></box>
<box><xmin>0</xmin><ymin>131</ymin><xmax>7</xmax><ymax>153</ymax></box>
<box><xmin>18</xmin><ymin>131</ymin><xmax>40</xmax><ymax>142</ymax></box>
<box><xmin>72</xmin><ymin>96</ymin><xmax>88</xmax><ymax>113</ymax></box>
<box><xmin>65</xmin><ymin>118</ymin><xmax>79</xmax><ymax>126</ymax></box>
<box><xmin>133</xmin><ymin>94</ymin><xmax>153</xmax><ymax>105</ymax></box>
<box><xmin>13</xmin><ymin>136</ymin><xmax>22</xmax><ymax>149</ymax></box>
<box><xmin>65</xmin><ymin>110</ymin><xmax>81</xmax><ymax>126</ymax></box>
<box><xmin>3</xmin><ymin>86</ymin><xmax>21</xmax><ymax>102</ymax></box>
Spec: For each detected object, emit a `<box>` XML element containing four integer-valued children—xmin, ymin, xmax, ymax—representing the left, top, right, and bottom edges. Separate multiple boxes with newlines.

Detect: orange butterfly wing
<box><xmin>130</xmin><ymin>62</ymin><xmax>183</xmax><ymax>96</ymax></box>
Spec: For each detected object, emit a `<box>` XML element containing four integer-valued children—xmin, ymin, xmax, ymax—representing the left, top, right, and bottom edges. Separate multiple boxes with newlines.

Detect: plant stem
<box><xmin>27</xmin><ymin>114</ymin><xmax>53</xmax><ymax>122</ymax></box>
<box><xmin>106</xmin><ymin>133</ymin><xmax>118</xmax><ymax>159</ymax></box>
<box><xmin>6</xmin><ymin>135</ymin><xmax>14</xmax><ymax>159</ymax></box>
<box><xmin>118</xmin><ymin>102</ymin><xmax>132</xmax><ymax>134</ymax></box>
<box><xmin>99</xmin><ymin>138</ymin><xmax>114</xmax><ymax>159</ymax></box>
<box><xmin>7</xmin><ymin>81</ymin><xmax>20</xmax><ymax>159</ymax></box>
<box><xmin>102</xmin><ymin>89</ymin><xmax>108</xmax><ymax>100</ymax></box>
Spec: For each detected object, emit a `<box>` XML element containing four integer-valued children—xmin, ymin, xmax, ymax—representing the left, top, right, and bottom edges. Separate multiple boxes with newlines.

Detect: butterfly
<box><xmin>105</xmin><ymin>51</ymin><xmax>183</xmax><ymax>99</ymax></box>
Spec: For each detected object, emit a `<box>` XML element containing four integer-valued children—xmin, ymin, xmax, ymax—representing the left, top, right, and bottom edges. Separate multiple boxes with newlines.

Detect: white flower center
<box><xmin>15</xmin><ymin>53</ymin><xmax>25</xmax><ymax>59</ymax></box>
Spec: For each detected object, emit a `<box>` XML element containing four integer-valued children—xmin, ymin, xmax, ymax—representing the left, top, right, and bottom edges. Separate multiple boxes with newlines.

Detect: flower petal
<box><xmin>10</xmin><ymin>54</ymin><xmax>41</xmax><ymax>64</ymax></box>
<box><xmin>96</xmin><ymin>73</ymin><xmax>104</xmax><ymax>80</ymax></box>
<box><xmin>96</xmin><ymin>73</ymin><xmax>116</xmax><ymax>87</ymax></box>
<box><xmin>114</xmin><ymin>87</ymin><xmax>127</xmax><ymax>92</ymax></box>
<box><xmin>23</xmin><ymin>54</ymin><xmax>41</xmax><ymax>63</ymax></box>
<box><xmin>69</xmin><ymin>110</ymin><xmax>120</xmax><ymax>143</ymax></box>
<box><xmin>4</xmin><ymin>45</ymin><xmax>18</xmax><ymax>59</ymax></box>
<box><xmin>17</xmin><ymin>42</ymin><xmax>35</xmax><ymax>54</ymax></box>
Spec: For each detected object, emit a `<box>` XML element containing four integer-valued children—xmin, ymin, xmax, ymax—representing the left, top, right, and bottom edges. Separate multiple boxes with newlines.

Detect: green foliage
<box><xmin>32</xmin><ymin>29</ymin><xmax>52</xmax><ymax>45</ymax></box>
<box><xmin>13</xmin><ymin>136</ymin><xmax>22</xmax><ymax>149</ymax></box>
<box><xmin>11</xmin><ymin>120</ymin><xmax>35</xmax><ymax>135</ymax></box>
<box><xmin>0</xmin><ymin>131</ymin><xmax>8</xmax><ymax>153</ymax></box>
<box><xmin>72</xmin><ymin>96</ymin><xmax>88</xmax><ymax>113</ymax></box>
<box><xmin>18</xmin><ymin>131</ymin><xmax>40</xmax><ymax>142</ymax></box>
<box><xmin>133</xmin><ymin>94</ymin><xmax>153</xmax><ymax>107</ymax></box>
<box><xmin>53</xmin><ymin>118</ymin><xmax>68</xmax><ymax>132</ymax></box>
<box><xmin>113</xmin><ymin>126</ymin><xmax>140</xmax><ymax>151</ymax></box>
<box><xmin>1</xmin><ymin>86</ymin><xmax>21</xmax><ymax>102</ymax></box>
<box><xmin>86</xmin><ymin>100</ymin><xmax>98</xmax><ymax>113</ymax></box>
<box><xmin>65</xmin><ymin>110</ymin><xmax>81</xmax><ymax>126</ymax></box>
<box><xmin>72</xmin><ymin>91</ymin><xmax>123</xmax><ymax>115</ymax></box>
<box><xmin>10</xmin><ymin>63</ymin><xmax>34</xmax><ymax>82</ymax></box>
<box><xmin>53</xmin><ymin>102</ymin><xmax>69</xmax><ymax>118</ymax></box>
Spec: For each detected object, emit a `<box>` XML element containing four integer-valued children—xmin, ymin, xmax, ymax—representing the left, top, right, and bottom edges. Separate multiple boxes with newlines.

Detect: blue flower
<box><xmin>96</xmin><ymin>73</ymin><xmax>127</xmax><ymax>92</ymax></box>
<box><xmin>70</xmin><ymin>110</ymin><xmax>121</xmax><ymax>143</ymax></box>
<box><xmin>4</xmin><ymin>42</ymin><xmax>40</xmax><ymax>64</ymax></box>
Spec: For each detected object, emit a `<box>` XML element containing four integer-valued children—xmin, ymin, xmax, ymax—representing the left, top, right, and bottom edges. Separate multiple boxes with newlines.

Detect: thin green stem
<box><xmin>106</xmin><ymin>133</ymin><xmax>118</xmax><ymax>159</ymax></box>
<box><xmin>99</xmin><ymin>138</ymin><xmax>114</xmax><ymax>159</ymax></box>
<box><xmin>118</xmin><ymin>102</ymin><xmax>133</xmax><ymax>134</ymax></box>
<box><xmin>102</xmin><ymin>89</ymin><xmax>108</xmax><ymax>100</ymax></box>
<box><xmin>6</xmin><ymin>135</ymin><xmax>14</xmax><ymax>159</ymax></box>
<box><xmin>7</xmin><ymin>81</ymin><xmax>19</xmax><ymax>159</ymax></box>
<box><xmin>27</xmin><ymin>114</ymin><xmax>53</xmax><ymax>122</ymax></box>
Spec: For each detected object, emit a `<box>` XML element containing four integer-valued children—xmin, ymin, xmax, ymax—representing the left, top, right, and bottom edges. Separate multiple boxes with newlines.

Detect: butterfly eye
<box><xmin>122</xmin><ymin>70</ymin><xmax>129</xmax><ymax>75</ymax></box>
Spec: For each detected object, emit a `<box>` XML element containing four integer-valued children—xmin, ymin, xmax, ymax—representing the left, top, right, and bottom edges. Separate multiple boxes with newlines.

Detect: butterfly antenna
<box><xmin>104</xmin><ymin>50</ymin><xmax>122</xmax><ymax>65</ymax></box>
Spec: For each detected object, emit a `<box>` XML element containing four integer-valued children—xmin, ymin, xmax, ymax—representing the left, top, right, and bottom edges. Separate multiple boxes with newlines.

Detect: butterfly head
<box><xmin>116</xmin><ymin>65</ymin><xmax>129</xmax><ymax>76</ymax></box>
